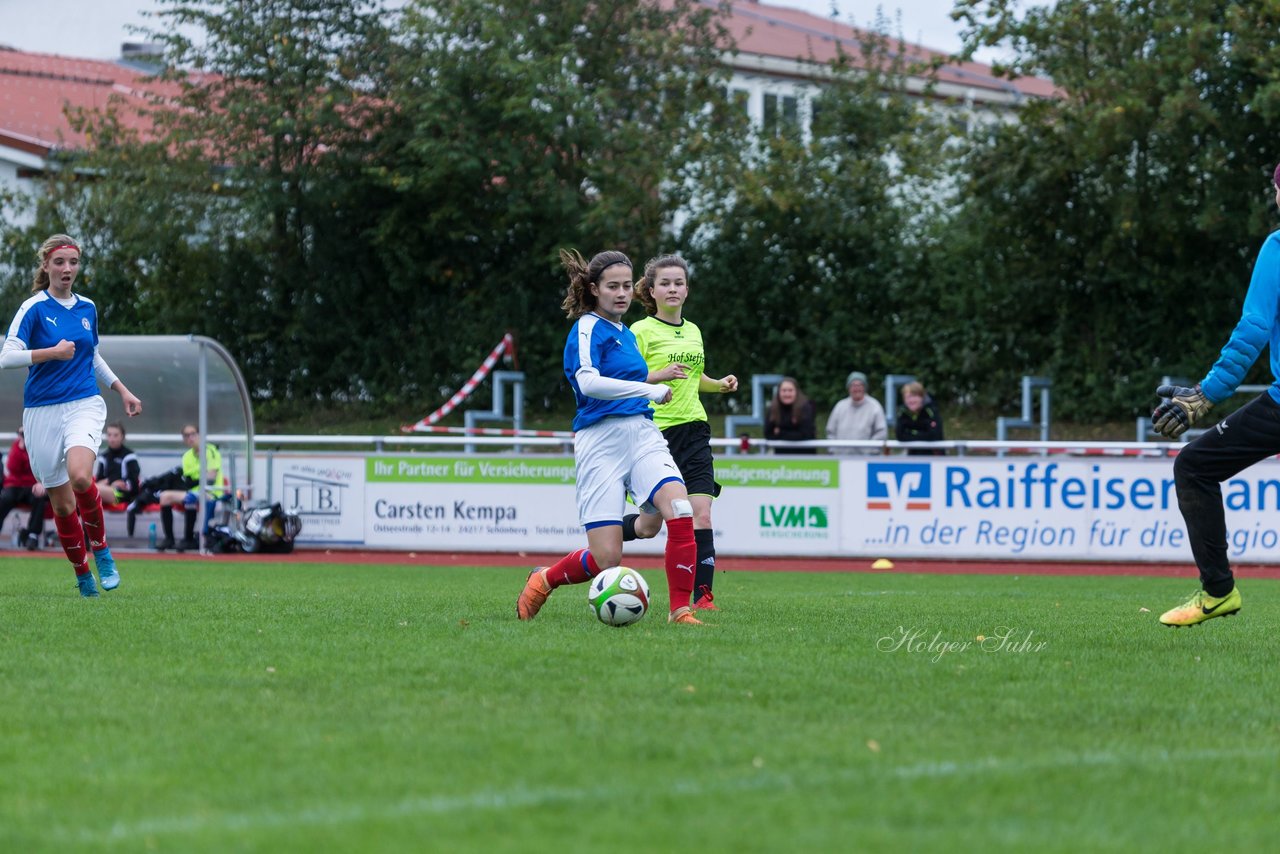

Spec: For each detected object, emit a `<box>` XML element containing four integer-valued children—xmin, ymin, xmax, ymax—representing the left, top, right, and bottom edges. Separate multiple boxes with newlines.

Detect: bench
<box><xmin>3</xmin><ymin>501</ymin><xmax>162</xmax><ymax>549</ymax></box>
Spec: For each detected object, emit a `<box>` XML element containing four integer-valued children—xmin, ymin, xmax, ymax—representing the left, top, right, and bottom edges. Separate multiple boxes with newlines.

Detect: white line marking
<box><xmin>51</xmin><ymin>746</ymin><xmax>1274</xmax><ymax>844</ymax></box>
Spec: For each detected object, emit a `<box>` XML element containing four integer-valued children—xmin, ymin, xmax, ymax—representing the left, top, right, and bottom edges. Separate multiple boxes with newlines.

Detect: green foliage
<box><xmin>1</xmin><ymin>0</ymin><xmax>739</xmax><ymax>421</ymax></box>
<box><xmin>950</xmin><ymin>0</ymin><xmax>1280</xmax><ymax>418</ymax></box>
<box><xmin>9</xmin><ymin>1</ymin><xmax>1280</xmax><ymax>426</ymax></box>
<box><xmin>678</xmin><ymin>31</ymin><xmax>949</xmax><ymax>410</ymax></box>
<box><xmin>370</xmin><ymin>0</ymin><xmax>739</xmax><ymax>410</ymax></box>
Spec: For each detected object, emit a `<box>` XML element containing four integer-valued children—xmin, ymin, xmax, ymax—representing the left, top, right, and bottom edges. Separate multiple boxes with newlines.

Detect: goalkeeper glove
<box><xmin>1152</xmin><ymin>383</ymin><xmax>1213</xmax><ymax>439</ymax></box>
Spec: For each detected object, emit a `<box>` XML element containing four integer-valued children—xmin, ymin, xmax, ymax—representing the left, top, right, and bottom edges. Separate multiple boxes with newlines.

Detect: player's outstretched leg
<box><xmin>1159</xmin><ymin>587</ymin><xmax>1241</xmax><ymax>627</ymax></box>
<box><xmin>517</xmin><ymin>548</ymin><xmax>602</xmax><ymax>620</ymax></box>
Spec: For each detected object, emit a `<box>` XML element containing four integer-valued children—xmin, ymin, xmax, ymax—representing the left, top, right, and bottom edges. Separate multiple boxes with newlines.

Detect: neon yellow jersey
<box><xmin>631</xmin><ymin>315</ymin><xmax>707</xmax><ymax>429</ymax></box>
<box><xmin>182</xmin><ymin>444</ymin><xmax>225</xmax><ymax>497</ymax></box>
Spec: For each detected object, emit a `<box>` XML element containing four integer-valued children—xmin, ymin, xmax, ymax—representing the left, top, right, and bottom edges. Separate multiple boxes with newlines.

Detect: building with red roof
<box><xmin>0</xmin><ymin>43</ymin><xmax>173</xmax><ymax>226</ymax></box>
<box><xmin>709</xmin><ymin>0</ymin><xmax>1053</xmax><ymax>136</ymax></box>
<box><xmin>1</xmin><ymin>2</ymin><xmax>1051</xmax><ymax>222</ymax></box>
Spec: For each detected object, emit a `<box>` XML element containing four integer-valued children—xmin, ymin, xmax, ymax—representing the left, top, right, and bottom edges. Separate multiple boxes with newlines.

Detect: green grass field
<box><xmin>2</xmin><ymin>559</ymin><xmax>1278</xmax><ymax>852</ymax></box>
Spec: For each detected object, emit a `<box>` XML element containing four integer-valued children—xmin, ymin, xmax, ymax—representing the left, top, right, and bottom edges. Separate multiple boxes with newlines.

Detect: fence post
<box><xmin>465</xmin><ymin>371</ymin><xmax>525</xmax><ymax>453</ymax></box>
<box><xmin>883</xmin><ymin>374</ymin><xmax>917</xmax><ymax>428</ymax></box>
<box><xmin>724</xmin><ymin>374</ymin><xmax>785</xmax><ymax>454</ymax></box>
<box><xmin>996</xmin><ymin>376</ymin><xmax>1052</xmax><ymax>454</ymax></box>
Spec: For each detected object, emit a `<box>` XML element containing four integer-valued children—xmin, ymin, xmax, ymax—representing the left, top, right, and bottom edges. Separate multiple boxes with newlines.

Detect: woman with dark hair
<box><xmin>0</xmin><ymin>234</ymin><xmax>142</xmax><ymax>596</ymax></box>
<box><xmin>764</xmin><ymin>377</ymin><xmax>817</xmax><ymax>455</ymax></box>
<box><xmin>515</xmin><ymin>249</ymin><xmax>704</xmax><ymax>626</ymax></box>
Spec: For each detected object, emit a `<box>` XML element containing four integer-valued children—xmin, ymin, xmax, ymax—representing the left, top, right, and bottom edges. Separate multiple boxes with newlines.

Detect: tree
<box><xmin>5</xmin><ymin>0</ymin><xmax>401</xmax><ymax>415</ymax></box>
<box><xmin>950</xmin><ymin>0</ymin><xmax>1280</xmax><ymax>418</ymax></box>
<box><xmin>369</xmin><ymin>0</ymin><xmax>741</xmax><ymax>412</ymax></box>
<box><xmin>5</xmin><ymin>0</ymin><xmax>742</xmax><ymax>421</ymax></box>
<box><xmin>677</xmin><ymin>29</ymin><xmax>950</xmax><ymax>411</ymax></box>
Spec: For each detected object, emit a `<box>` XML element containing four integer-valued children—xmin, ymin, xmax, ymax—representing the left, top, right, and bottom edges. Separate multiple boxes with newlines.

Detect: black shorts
<box><xmin>661</xmin><ymin>421</ymin><xmax>721</xmax><ymax>499</ymax></box>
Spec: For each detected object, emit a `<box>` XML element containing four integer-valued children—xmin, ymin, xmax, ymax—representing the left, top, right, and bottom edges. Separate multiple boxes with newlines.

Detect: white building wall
<box><xmin>0</xmin><ymin>147</ymin><xmax>41</xmax><ymax>229</ymax></box>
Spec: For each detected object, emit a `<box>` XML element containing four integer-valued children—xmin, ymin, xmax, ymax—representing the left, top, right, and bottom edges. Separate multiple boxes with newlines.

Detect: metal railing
<box><xmin>240</xmin><ymin>435</ymin><xmax>1182</xmax><ymax>457</ymax></box>
<box><xmin>1135</xmin><ymin>377</ymin><xmax>1271</xmax><ymax>442</ymax></box>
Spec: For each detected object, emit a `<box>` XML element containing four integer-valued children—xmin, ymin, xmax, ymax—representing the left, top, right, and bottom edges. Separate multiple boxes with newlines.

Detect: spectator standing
<box><xmin>895</xmin><ymin>382</ymin><xmax>946</xmax><ymax>456</ymax></box>
<box><xmin>0</xmin><ymin>428</ymin><xmax>49</xmax><ymax>550</ymax></box>
<box><xmin>764</xmin><ymin>377</ymin><xmax>817</xmax><ymax>455</ymax></box>
<box><xmin>826</xmin><ymin>371</ymin><xmax>887</xmax><ymax>455</ymax></box>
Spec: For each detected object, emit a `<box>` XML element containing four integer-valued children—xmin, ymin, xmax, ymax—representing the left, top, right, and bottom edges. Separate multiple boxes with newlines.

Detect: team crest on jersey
<box><xmin>81</xmin><ymin>318</ymin><xmax>91</xmax><ymax>331</ymax></box>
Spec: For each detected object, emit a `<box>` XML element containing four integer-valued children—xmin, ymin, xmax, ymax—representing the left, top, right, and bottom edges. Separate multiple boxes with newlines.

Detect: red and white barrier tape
<box><xmin>411</xmin><ymin>425</ymin><xmax>575</xmax><ymax>438</ymax></box>
<box><xmin>402</xmin><ymin>334</ymin><xmax>515</xmax><ymax>433</ymax></box>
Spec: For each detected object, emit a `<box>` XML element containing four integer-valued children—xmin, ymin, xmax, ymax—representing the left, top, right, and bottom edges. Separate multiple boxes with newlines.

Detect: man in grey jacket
<box><xmin>826</xmin><ymin>371</ymin><xmax>887</xmax><ymax>455</ymax></box>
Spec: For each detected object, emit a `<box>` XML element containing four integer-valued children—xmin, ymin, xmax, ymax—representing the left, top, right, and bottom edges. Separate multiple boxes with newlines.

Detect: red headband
<box><xmin>44</xmin><ymin>243</ymin><xmax>80</xmax><ymax>258</ymax></box>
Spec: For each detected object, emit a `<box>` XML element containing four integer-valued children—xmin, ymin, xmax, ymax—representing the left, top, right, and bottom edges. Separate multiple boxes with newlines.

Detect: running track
<box><xmin>22</xmin><ymin>548</ymin><xmax>1280</xmax><ymax>580</ymax></box>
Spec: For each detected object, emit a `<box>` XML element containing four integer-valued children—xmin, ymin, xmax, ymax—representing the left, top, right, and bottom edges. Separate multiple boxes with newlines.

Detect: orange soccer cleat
<box><xmin>516</xmin><ymin>567</ymin><xmax>552</xmax><ymax>620</ymax></box>
<box><xmin>668</xmin><ymin>605</ymin><xmax>705</xmax><ymax>626</ymax></box>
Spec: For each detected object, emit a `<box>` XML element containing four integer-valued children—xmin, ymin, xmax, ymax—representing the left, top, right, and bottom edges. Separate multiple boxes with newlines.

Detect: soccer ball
<box><xmin>588</xmin><ymin>566</ymin><xmax>650</xmax><ymax>627</ymax></box>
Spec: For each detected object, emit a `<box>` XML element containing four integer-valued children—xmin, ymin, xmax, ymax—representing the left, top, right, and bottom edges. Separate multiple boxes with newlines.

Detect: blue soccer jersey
<box><xmin>1201</xmin><ymin>230</ymin><xmax>1280</xmax><ymax>406</ymax></box>
<box><xmin>5</xmin><ymin>291</ymin><xmax>101</xmax><ymax>407</ymax></box>
<box><xmin>565</xmin><ymin>313</ymin><xmax>654</xmax><ymax>431</ymax></box>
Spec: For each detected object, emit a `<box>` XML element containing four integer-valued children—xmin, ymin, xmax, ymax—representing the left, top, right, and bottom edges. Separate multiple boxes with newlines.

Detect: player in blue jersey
<box><xmin>0</xmin><ymin>234</ymin><xmax>142</xmax><ymax>597</ymax></box>
<box><xmin>516</xmin><ymin>249</ymin><xmax>703</xmax><ymax>625</ymax></box>
<box><xmin>1151</xmin><ymin>163</ymin><xmax>1280</xmax><ymax>626</ymax></box>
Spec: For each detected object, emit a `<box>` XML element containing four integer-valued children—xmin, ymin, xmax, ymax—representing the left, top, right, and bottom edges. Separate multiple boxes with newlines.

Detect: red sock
<box><xmin>545</xmin><ymin>548</ymin><xmax>600</xmax><ymax>589</ymax></box>
<box><xmin>75</xmin><ymin>482</ymin><xmax>107</xmax><ymax>552</ymax></box>
<box><xmin>665</xmin><ymin>516</ymin><xmax>696</xmax><ymax>611</ymax></box>
<box><xmin>54</xmin><ymin>512</ymin><xmax>90</xmax><ymax>576</ymax></box>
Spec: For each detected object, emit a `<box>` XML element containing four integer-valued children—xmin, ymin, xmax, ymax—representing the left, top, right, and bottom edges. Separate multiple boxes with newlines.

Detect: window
<box><xmin>763</xmin><ymin>93</ymin><xmax>798</xmax><ymax>136</ymax></box>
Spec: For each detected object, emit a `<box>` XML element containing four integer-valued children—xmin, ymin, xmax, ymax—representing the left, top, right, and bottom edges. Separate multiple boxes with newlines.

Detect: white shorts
<box><xmin>23</xmin><ymin>395</ymin><xmax>107</xmax><ymax>489</ymax></box>
<box><xmin>575</xmin><ymin>415</ymin><xmax>684</xmax><ymax>529</ymax></box>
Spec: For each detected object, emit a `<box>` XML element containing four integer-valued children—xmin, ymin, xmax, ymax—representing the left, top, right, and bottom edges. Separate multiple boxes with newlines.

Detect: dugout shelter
<box><xmin>0</xmin><ymin>335</ymin><xmax>255</xmax><ymax>538</ymax></box>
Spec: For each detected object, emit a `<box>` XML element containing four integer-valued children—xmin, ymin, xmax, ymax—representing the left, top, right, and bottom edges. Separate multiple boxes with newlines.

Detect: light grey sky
<box><xmin>0</xmin><ymin>0</ymin><xmax>1003</xmax><ymax>62</ymax></box>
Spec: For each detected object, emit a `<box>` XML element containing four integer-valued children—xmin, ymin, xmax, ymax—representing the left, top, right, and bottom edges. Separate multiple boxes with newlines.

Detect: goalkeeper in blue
<box><xmin>1150</xmin><ymin>163</ymin><xmax>1280</xmax><ymax>627</ymax></box>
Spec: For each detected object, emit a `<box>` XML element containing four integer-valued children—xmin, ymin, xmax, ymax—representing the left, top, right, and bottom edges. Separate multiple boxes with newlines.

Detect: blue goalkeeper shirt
<box><xmin>5</xmin><ymin>291</ymin><xmax>101</xmax><ymax>407</ymax></box>
<box><xmin>1200</xmin><ymin>231</ymin><xmax>1280</xmax><ymax>406</ymax></box>
<box><xmin>564</xmin><ymin>313</ymin><xmax>653</xmax><ymax>431</ymax></box>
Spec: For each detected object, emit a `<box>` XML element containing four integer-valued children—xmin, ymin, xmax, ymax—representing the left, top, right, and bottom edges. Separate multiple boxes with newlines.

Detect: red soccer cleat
<box><xmin>693</xmin><ymin>585</ymin><xmax>719</xmax><ymax>611</ymax></box>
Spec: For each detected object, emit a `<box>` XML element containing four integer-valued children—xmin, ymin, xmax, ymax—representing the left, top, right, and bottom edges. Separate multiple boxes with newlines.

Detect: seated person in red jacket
<box><xmin>895</xmin><ymin>381</ymin><xmax>946</xmax><ymax>456</ymax></box>
<box><xmin>0</xmin><ymin>428</ymin><xmax>50</xmax><ymax>550</ymax></box>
